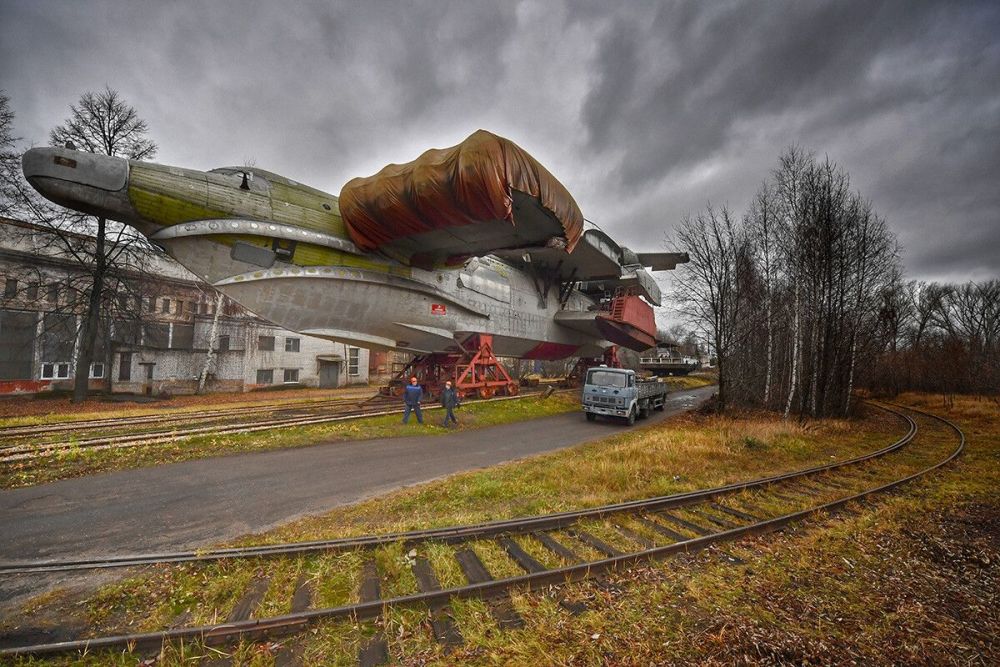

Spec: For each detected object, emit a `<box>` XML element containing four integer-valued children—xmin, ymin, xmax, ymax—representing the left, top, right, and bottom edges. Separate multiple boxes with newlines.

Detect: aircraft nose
<box><xmin>22</xmin><ymin>147</ymin><xmax>138</xmax><ymax>222</ymax></box>
<box><xmin>22</xmin><ymin>146</ymin><xmax>128</xmax><ymax>191</ymax></box>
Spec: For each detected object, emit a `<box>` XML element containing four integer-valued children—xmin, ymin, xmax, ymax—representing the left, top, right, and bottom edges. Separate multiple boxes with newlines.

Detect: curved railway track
<box><xmin>0</xmin><ymin>401</ymin><xmax>964</xmax><ymax>660</ymax></box>
<box><xmin>0</xmin><ymin>390</ymin><xmax>560</xmax><ymax>464</ymax></box>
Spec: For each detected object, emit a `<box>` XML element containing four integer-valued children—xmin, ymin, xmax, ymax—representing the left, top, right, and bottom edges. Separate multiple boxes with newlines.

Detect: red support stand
<box><xmin>380</xmin><ymin>334</ymin><xmax>518</xmax><ymax>399</ymax></box>
<box><xmin>453</xmin><ymin>334</ymin><xmax>518</xmax><ymax>399</ymax></box>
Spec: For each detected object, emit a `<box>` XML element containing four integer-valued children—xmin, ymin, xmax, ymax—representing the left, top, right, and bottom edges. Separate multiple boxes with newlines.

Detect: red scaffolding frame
<box><xmin>380</xmin><ymin>334</ymin><xmax>518</xmax><ymax>399</ymax></box>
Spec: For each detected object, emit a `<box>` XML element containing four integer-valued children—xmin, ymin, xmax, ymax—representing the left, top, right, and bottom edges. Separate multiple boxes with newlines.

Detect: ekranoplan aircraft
<box><xmin>23</xmin><ymin>130</ymin><xmax>687</xmax><ymax>396</ymax></box>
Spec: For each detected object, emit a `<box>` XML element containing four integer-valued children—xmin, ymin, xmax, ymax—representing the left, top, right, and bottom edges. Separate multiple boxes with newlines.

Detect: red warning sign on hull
<box><xmin>431</xmin><ymin>303</ymin><xmax>447</xmax><ymax>315</ymax></box>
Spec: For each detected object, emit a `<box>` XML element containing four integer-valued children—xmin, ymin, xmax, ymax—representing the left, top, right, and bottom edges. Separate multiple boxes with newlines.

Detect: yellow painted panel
<box><xmin>210</xmin><ymin>234</ymin><xmax>412</xmax><ymax>277</ymax></box>
<box><xmin>130</xmin><ymin>188</ymin><xmax>229</xmax><ymax>227</ymax></box>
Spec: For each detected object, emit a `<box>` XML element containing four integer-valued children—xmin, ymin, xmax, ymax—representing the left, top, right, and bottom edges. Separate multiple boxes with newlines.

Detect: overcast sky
<box><xmin>2</xmin><ymin>0</ymin><xmax>998</xmax><ymax>284</ymax></box>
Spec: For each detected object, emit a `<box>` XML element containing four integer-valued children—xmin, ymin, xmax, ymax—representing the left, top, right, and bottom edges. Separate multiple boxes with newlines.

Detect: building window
<box><xmin>258</xmin><ymin>335</ymin><xmax>275</xmax><ymax>351</ymax></box>
<box><xmin>46</xmin><ymin>283</ymin><xmax>59</xmax><ymax>303</ymax></box>
<box><xmin>285</xmin><ymin>337</ymin><xmax>300</xmax><ymax>352</ymax></box>
<box><xmin>217</xmin><ymin>335</ymin><xmax>230</xmax><ymax>352</ymax></box>
<box><xmin>171</xmin><ymin>324</ymin><xmax>195</xmax><ymax>350</ymax></box>
<box><xmin>3</xmin><ymin>278</ymin><xmax>15</xmax><ymax>298</ymax></box>
<box><xmin>283</xmin><ymin>368</ymin><xmax>299</xmax><ymax>383</ymax></box>
<box><xmin>119</xmin><ymin>352</ymin><xmax>132</xmax><ymax>381</ymax></box>
<box><xmin>256</xmin><ymin>369</ymin><xmax>274</xmax><ymax>384</ymax></box>
<box><xmin>90</xmin><ymin>362</ymin><xmax>105</xmax><ymax>379</ymax></box>
<box><xmin>348</xmin><ymin>347</ymin><xmax>360</xmax><ymax>376</ymax></box>
<box><xmin>161</xmin><ymin>298</ymin><xmax>171</xmax><ymax>313</ymax></box>
<box><xmin>25</xmin><ymin>283</ymin><xmax>38</xmax><ymax>300</ymax></box>
<box><xmin>41</xmin><ymin>362</ymin><xmax>71</xmax><ymax>379</ymax></box>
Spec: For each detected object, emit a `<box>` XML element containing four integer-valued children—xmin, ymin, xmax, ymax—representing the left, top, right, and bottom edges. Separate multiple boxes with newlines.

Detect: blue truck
<box><xmin>581</xmin><ymin>367</ymin><xmax>668</xmax><ymax>425</ymax></box>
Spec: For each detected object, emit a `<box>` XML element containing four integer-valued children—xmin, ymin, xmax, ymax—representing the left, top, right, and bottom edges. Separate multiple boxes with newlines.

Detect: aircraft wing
<box><xmin>494</xmin><ymin>226</ymin><xmax>623</xmax><ymax>282</ymax></box>
<box><xmin>635</xmin><ymin>252</ymin><xmax>689</xmax><ymax>271</ymax></box>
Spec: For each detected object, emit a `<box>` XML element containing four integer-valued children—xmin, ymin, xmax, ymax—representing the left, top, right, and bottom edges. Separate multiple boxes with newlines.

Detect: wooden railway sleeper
<box><xmin>410</xmin><ymin>557</ymin><xmax>464</xmax><ymax>649</ymax></box>
<box><xmin>710</xmin><ymin>501</ymin><xmax>761</xmax><ymax>522</ymax></box>
<box><xmin>657</xmin><ymin>511</ymin><xmax>713</xmax><ymax>536</ymax></box>
<box><xmin>686</xmin><ymin>507</ymin><xmax>739</xmax><ymax>530</ymax></box>
<box><xmin>532</xmin><ymin>531</ymin><xmax>582</xmax><ymax>564</ymax></box>
<box><xmin>634</xmin><ymin>515</ymin><xmax>688</xmax><ymax>542</ymax></box>
<box><xmin>454</xmin><ymin>548</ymin><xmax>523</xmax><ymax>629</ymax></box>
<box><xmin>568</xmin><ymin>529</ymin><xmax>622</xmax><ymax>558</ymax></box>
<box><xmin>357</xmin><ymin>560</ymin><xmax>392</xmax><ymax>663</ymax></box>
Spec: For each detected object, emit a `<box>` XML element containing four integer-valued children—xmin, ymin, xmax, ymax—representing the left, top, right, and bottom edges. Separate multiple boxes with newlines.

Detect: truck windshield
<box><xmin>586</xmin><ymin>370</ymin><xmax>627</xmax><ymax>387</ymax></box>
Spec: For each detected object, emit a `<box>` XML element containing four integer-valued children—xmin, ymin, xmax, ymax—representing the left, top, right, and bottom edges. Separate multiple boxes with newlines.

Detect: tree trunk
<box><xmin>764</xmin><ymin>294</ymin><xmax>773</xmax><ymax>407</ymax></box>
<box><xmin>808</xmin><ymin>294</ymin><xmax>820</xmax><ymax>417</ymax></box>
<box><xmin>784</xmin><ymin>281</ymin><xmax>800</xmax><ymax>419</ymax></box>
<box><xmin>197</xmin><ymin>291</ymin><xmax>225</xmax><ymax>394</ymax></box>
<box><xmin>72</xmin><ymin>216</ymin><xmax>106</xmax><ymax>402</ymax></box>
<box><xmin>844</xmin><ymin>330</ymin><xmax>858</xmax><ymax>416</ymax></box>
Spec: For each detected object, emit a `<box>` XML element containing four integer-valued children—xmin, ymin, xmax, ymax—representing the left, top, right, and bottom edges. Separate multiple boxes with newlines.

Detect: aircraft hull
<box><xmin>154</xmin><ymin>235</ymin><xmax>605</xmax><ymax>357</ymax></box>
<box><xmin>21</xmin><ymin>146</ymin><xmax>620</xmax><ymax>360</ymax></box>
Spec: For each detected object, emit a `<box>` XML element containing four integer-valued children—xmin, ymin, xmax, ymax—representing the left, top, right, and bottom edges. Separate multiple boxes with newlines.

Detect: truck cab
<box><xmin>581</xmin><ymin>366</ymin><xmax>668</xmax><ymax>425</ymax></box>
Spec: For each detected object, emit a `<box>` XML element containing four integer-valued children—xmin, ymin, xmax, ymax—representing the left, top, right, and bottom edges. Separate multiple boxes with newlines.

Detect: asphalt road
<box><xmin>0</xmin><ymin>386</ymin><xmax>713</xmax><ymax>563</ymax></box>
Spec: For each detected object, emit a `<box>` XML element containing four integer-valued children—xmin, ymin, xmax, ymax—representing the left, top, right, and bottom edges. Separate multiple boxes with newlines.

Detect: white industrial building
<box><xmin>0</xmin><ymin>218</ymin><xmax>369</xmax><ymax>395</ymax></box>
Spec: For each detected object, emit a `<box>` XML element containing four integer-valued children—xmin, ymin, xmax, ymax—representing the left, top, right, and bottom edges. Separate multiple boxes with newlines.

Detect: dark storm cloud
<box><xmin>1</xmin><ymin>0</ymin><xmax>997</xmax><ymax>282</ymax></box>
<box><xmin>577</xmin><ymin>0</ymin><xmax>1000</xmax><ymax>281</ymax></box>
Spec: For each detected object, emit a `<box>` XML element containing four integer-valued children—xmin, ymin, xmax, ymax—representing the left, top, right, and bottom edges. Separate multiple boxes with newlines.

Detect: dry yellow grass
<box><xmin>1</xmin><ymin>402</ymin><xmax>912</xmax><ymax>667</ymax></box>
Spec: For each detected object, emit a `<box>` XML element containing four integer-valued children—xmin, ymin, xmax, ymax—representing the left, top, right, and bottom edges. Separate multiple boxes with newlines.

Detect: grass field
<box><xmin>10</xmin><ymin>390</ymin><xmax>991</xmax><ymax>665</ymax></box>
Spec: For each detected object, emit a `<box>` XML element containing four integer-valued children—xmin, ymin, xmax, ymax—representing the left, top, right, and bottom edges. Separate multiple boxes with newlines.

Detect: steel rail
<box><xmin>0</xmin><ymin>403</ymin><xmax>401</xmax><ymax>461</ymax></box>
<box><xmin>0</xmin><ymin>396</ymin><xmax>372</xmax><ymax>438</ymax></box>
<box><xmin>0</xmin><ymin>396</ymin><xmax>389</xmax><ymax>442</ymax></box>
<box><xmin>0</xmin><ymin>401</ymin><xmax>963</xmax><ymax>658</ymax></box>
<box><xmin>0</xmin><ymin>390</ymin><xmax>563</xmax><ymax>463</ymax></box>
<box><xmin>0</xmin><ymin>408</ymin><xmax>400</xmax><ymax>462</ymax></box>
<box><xmin>0</xmin><ymin>401</ymin><xmax>914</xmax><ymax>573</ymax></box>
<box><xmin>0</xmin><ymin>386</ymin><xmax>564</xmax><ymax>440</ymax></box>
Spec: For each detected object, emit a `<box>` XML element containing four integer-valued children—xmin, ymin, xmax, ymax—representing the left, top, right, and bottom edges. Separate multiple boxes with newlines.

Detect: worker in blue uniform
<box><xmin>440</xmin><ymin>380</ymin><xmax>460</xmax><ymax>427</ymax></box>
<box><xmin>402</xmin><ymin>376</ymin><xmax>424</xmax><ymax>424</ymax></box>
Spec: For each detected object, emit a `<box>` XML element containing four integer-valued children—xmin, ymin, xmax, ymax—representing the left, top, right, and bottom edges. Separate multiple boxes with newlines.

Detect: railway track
<box><xmin>0</xmin><ymin>401</ymin><xmax>963</xmax><ymax>662</ymax></box>
<box><xmin>0</xmin><ymin>390</ymin><xmax>559</xmax><ymax>463</ymax></box>
<box><xmin>0</xmin><ymin>395</ymin><xmax>372</xmax><ymax>440</ymax></box>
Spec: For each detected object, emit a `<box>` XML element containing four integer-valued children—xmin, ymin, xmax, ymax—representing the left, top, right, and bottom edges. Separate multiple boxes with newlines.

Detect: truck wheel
<box><xmin>585</xmin><ymin>412</ymin><xmax>597</xmax><ymax>422</ymax></box>
<box><xmin>626</xmin><ymin>408</ymin><xmax>636</xmax><ymax>426</ymax></box>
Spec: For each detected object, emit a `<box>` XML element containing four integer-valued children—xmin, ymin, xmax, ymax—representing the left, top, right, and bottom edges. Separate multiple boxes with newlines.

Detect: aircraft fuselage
<box><xmin>23</xmin><ymin>147</ymin><xmax>608</xmax><ymax>358</ymax></box>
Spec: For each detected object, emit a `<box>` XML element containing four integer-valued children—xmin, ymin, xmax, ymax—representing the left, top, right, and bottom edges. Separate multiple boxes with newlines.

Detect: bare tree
<box><xmin>1</xmin><ymin>91</ymin><xmax>34</xmax><ymax>220</ymax></box>
<box><xmin>46</xmin><ymin>87</ymin><xmax>157</xmax><ymax>401</ymax></box>
<box><xmin>745</xmin><ymin>182</ymin><xmax>779</xmax><ymax>407</ymax></box>
<box><xmin>765</xmin><ymin>147</ymin><xmax>811</xmax><ymax>417</ymax></box>
<box><xmin>671</xmin><ymin>205</ymin><xmax>748</xmax><ymax>412</ymax></box>
<box><xmin>671</xmin><ymin>146</ymin><xmax>903</xmax><ymax>418</ymax></box>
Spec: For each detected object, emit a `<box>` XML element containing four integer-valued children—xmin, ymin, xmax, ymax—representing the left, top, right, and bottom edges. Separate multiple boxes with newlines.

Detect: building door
<box><xmin>139</xmin><ymin>362</ymin><xmax>154</xmax><ymax>395</ymax></box>
<box><xmin>119</xmin><ymin>352</ymin><xmax>132</xmax><ymax>382</ymax></box>
<box><xmin>319</xmin><ymin>360</ymin><xmax>339</xmax><ymax>388</ymax></box>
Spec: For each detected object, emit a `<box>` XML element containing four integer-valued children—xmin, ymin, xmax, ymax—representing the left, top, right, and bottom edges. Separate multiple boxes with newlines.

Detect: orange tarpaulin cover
<box><xmin>339</xmin><ymin>130</ymin><xmax>583</xmax><ymax>259</ymax></box>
